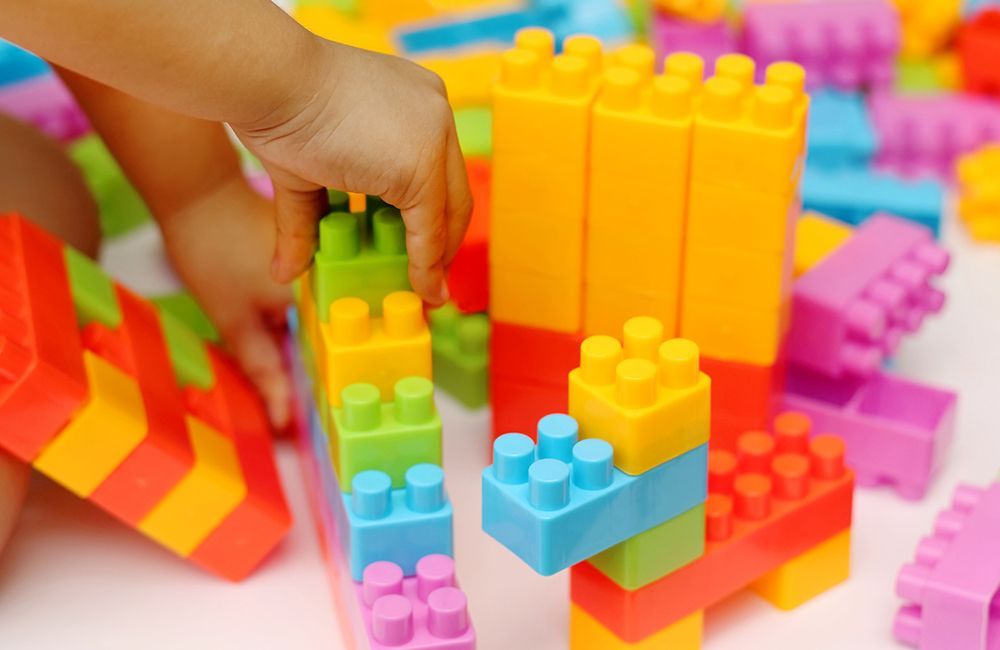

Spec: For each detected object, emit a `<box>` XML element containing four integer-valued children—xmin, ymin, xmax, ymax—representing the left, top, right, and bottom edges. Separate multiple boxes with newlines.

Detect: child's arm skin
<box><xmin>4</xmin><ymin>0</ymin><xmax>472</xmax><ymax>303</ymax></box>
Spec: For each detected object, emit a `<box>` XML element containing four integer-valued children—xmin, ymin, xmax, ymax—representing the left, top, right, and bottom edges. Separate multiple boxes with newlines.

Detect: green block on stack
<box><xmin>63</xmin><ymin>247</ymin><xmax>122</xmax><ymax>328</ymax></box>
<box><xmin>455</xmin><ymin>107</ymin><xmax>492</xmax><ymax>158</ymax></box>
<box><xmin>156</xmin><ymin>306</ymin><xmax>215</xmax><ymax>389</ymax></box>
<box><xmin>69</xmin><ymin>135</ymin><xmax>152</xmax><ymax>238</ymax></box>
<box><xmin>429</xmin><ymin>304</ymin><xmax>489</xmax><ymax>409</ymax></box>
<box><xmin>151</xmin><ymin>292</ymin><xmax>219</xmax><ymax>343</ymax></box>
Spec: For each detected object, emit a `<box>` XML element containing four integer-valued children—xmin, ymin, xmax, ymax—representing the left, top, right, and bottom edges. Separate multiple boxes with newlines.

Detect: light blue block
<box><xmin>482</xmin><ymin>414</ymin><xmax>708</xmax><ymax>576</ymax></box>
<box><xmin>396</xmin><ymin>9</ymin><xmax>531</xmax><ymax>55</ymax></box>
<box><xmin>807</xmin><ymin>90</ymin><xmax>877</xmax><ymax>169</ymax></box>
<box><xmin>533</xmin><ymin>0</ymin><xmax>635</xmax><ymax>47</ymax></box>
<box><xmin>0</xmin><ymin>40</ymin><xmax>50</xmax><ymax>87</ymax></box>
<box><xmin>802</xmin><ymin>166</ymin><xmax>944</xmax><ymax>237</ymax></box>
<box><xmin>965</xmin><ymin>0</ymin><xmax>1000</xmax><ymax>16</ymax></box>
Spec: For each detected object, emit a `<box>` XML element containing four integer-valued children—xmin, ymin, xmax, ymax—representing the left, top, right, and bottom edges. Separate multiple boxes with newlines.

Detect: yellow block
<box><xmin>570</xmin><ymin>604</ymin><xmax>702</xmax><ymax>650</ymax></box>
<box><xmin>569</xmin><ymin>318</ymin><xmax>710</xmax><ymax>476</ymax></box>
<box><xmin>418</xmin><ymin>50</ymin><xmax>502</xmax><ymax>108</ymax></box>
<box><xmin>752</xmin><ymin>528</ymin><xmax>852</xmax><ymax>610</ymax></box>
<box><xmin>294</xmin><ymin>6</ymin><xmax>396</xmax><ymax>54</ymax></box>
<box><xmin>34</xmin><ymin>352</ymin><xmax>147</xmax><ymax>498</ymax></box>
<box><xmin>490</xmin><ymin>263</ymin><xmax>583</xmax><ymax>333</ymax></box>
<box><xmin>794</xmin><ymin>212</ymin><xmax>853</xmax><ymax>278</ymax></box>
<box><xmin>680</xmin><ymin>298</ymin><xmax>788</xmax><ymax>365</ymax></box>
<box><xmin>683</xmin><ymin>244</ymin><xmax>789</xmax><ymax>311</ymax></box>
<box><xmin>138</xmin><ymin>416</ymin><xmax>246</xmax><ymax>556</ymax></box>
<box><xmin>685</xmin><ymin>180</ymin><xmax>797</xmax><ymax>254</ymax></box>
<box><xmin>957</xmin><ymin>145</ymin><xmax>1000</xmax><ymax>243</ymax></box>
<box><xmin>583</xmin><ymin>283</ymin><xmax>676</xmax><ymax>339</ymax></box>
<box><xmin>654</xmin><ymin>0</ymin><xmax>726</xmax><ymax>22</ymax></box>
<box><xmin>361</xmin><ymin>0</ymin><xmax>436</xmax><ymax>25</ymax></box>
<box><xmin>319</xmin><ymin>292</ymin><xmax>431</xmax><ymax>407</ymax></box>
<box><xmin>891</xmin><ymin>0</ymin><xmax>961</xmax><ymax>58</ymax></box>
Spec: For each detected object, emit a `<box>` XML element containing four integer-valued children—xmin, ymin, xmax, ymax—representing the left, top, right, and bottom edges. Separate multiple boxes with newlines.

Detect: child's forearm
<box><xmin>4</xmin><ymin>0</ymin><xmax>321</xmax><ymax>129</ymax></box>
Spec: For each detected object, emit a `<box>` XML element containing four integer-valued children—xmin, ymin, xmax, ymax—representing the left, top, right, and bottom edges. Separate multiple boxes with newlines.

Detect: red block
<box><xmin>447</xmin><ymin>158</ymin><xmax>490</xmax><ymax>314</ymax></box>
<box><xmin>491</xmin><ymin>320</ymin><xmax>584</xmax><ymax>387</ymax></box>
<box><xmin>491</xmin><ymin>373</ymin><xmax>567</xmax><ymax>439</ymax></box>
<box><xmin>702</xmin><ymin>354</ymin><xmax>786</xmax><ymax>450</ymax></box>
<box><xmin>960</xmin><ymin>10</ymin><xmax>1000</xmax><ymax>98</ymax></box>
<box><xmin>0</xmin><ymin>213</ymin><xmax>88</xmax><ymax>461</ymax></box>
<box><xmin>571</xmin><ymin>419</ymin><xmax>854</xmax><ymax>643</ymax></box>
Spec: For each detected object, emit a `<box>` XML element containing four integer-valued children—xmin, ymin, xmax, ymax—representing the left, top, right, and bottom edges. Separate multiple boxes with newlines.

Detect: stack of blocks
<box><xmin>0</xmin><ymin>212</ymin><xmax>291</xmax><ymax>580</ymax></box>
<box><xmin>289</xmin><ymin>196</ymin><xmax>476</xmax><ymax>648</ymax></box>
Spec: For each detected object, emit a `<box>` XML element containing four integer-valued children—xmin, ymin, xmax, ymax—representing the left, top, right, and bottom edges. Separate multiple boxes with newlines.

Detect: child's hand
<box><xmin>231</xmin><ymin>42</ymin><xmax>472</xmax><ymax>306</ymax></box>
<box><xmin>159</xmin><ymin>179</ymin><xmax>293</xmax><ymax>426</ymax></box>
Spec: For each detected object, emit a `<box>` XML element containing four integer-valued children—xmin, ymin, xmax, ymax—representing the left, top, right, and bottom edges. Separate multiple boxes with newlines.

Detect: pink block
<box><xmin>356</xmin><ymin>555</ymin><xmax>476</xmax><ymax>650</ymax></box>
<box><xmin>782</xmin><ymin>365</ymin><xmax>956</xmax><ymax>500</ymax></box>
<box><xmin>741</xmin><ymin>0</ymin><xmax>899</xmax><ymax>91</ymax></box>
<box><xmin>652</xmin><ymin>13</ymin><xmax>735</xmax><ymax>67</ymax></box>
<box><xmin>0</xmin><ymin>74</ymin><xmax>89</xmax><ymax>143</ymax></box>
<box><xmin>895</xmin><ymin>482</ymin><xmax>1000</xmax><ymax>649</ymax></box>
<box><xmin>788</xmin><ymin>214</ymin><xmax>949</xmax><ymax>380</ymax></box>
<box><xmin>870</xmin><ymin>91</ymin><xmax>1000</xmax><ymax>180</ymax></box>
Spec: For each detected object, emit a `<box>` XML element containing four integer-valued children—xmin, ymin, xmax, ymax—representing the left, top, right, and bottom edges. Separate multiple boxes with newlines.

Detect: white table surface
<box><xmin>0</xmin><ymin>210</ymin><xmax>997</xmax><ymax>650</ymax></box>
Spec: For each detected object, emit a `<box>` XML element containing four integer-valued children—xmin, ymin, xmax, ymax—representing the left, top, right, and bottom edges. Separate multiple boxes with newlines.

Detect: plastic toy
<box><xmin>892</xmin><ymin>0</ymin><xmax>962</xmax><ymax>57</ymax></box>
<box><xmin>701</xmin><ymin>353</ymin><xmax>786</xmax><ymax>450</ymax></box>
<box><xmin>654</xmin><ymin>0</ymin><xmax>726</xmax><ymax>22</ymax></box>
<box><xmin>491</xmin><ymin>373</ymin><xmax>568</xmax><ymax>440</ymax></box>
<box><xmin>807</xmin><ymin>90</ymin><xmax>877</xmax><ymax>169</ymax></box>
<box><xmin>651</xmin><ymin>14</ymin><xmax>734</xmax><ymax>71</ymax></box>
<box><xmin>959</xmin><ymin>8</ymin><xmax>1000</xmax><ymax>97</ymax></box>
<box><xmin>957</xmin><ymin>144</ymin><xmax>1000</xmax><ymax>242</ymax></box>
<box><xmin>0</xmin><ymin>74</ymin><xmax>90</xmax><ymax>143</ymax></box>
<box><xmin>0</xmin><ymin>39</ymin><xmax>50</xmax><ymax>86</ymax></box>
<box><xmin>445</xmin><ymin>158</ymin><xmax>489</xmax><ymax>313</ymax></box>
<box><xmin>429</xmin><ymin>305</ymin><xmax>489</xmax><ymax>409</ymax></box>
<box><xmin>793</xmin><ymin>212</ymin><xmax>854</xmax><ymax>279</ymax></box>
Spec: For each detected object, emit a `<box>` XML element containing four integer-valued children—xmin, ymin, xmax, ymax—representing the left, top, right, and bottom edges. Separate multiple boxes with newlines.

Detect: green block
<box><xmin>588</xmin><ymin>503</ymin><xmax>706</xmax><ymax>590</ymax></box>
<box><xmin>151</xmin><ymin>292</ymin><xmax>219</xmax><ymax>343</ymax></box>
<box><xmin>63</xmin><ymin>246</ymin><xmax>122</xmax><ymax>328</ymax></box>
<box><xmin>628</xmin><ymin>0</ymin><xmax>651</xmax><ymax>38</ymax></box>
<box><xmin>896</xmin><ymin>59</ymin><xmax>944</xmax><ymax>94</ymax></box>
<box><xmin>69</xmin><ymin>135</ymin><xmax>153</xmax><ymax>239</ymax></box>
<box><xmin>311</xmin><ymin>205</ymin><xmax>410</xmax><ymax>322</ymax></box>
<box><xmin>455</xmin><ymin>107</ymin><xmax>492</xmax><ymax>158</ymax></box>
<box><xmin>331</xmin><ymin>377</ymin><xmax>442</xmax><ymax>490</ymax></box>
<box><xmin>156</xmin><ymin>306</ymin><xmax>215</xmax><ymax>389</ymax></box>
<box><xmin>429</xmin><ymin>304</ymin><xmax>489</xmax><ymax>409</ymax></box>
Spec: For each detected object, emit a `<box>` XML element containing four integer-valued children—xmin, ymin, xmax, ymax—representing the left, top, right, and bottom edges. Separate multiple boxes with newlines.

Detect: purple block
<box><xmin>0</xmin><ymin>74</ymin><xmax>89</xmax><ymax>143</ymax></box>
<box><xmin>782</xmin><ymin>365</ymin><xmax>956</xmax><ymax>500</ymax></box>
<box><xmin>742</xmin><ymin>0</ymin><xmax>900</xmax><ymax>91</ymax></box>
<box><xmin>356</xmin><ymin>555</ymin><xmax>476</xmax><ymax>650</ymax></box>
<box><xmin>870</xmin><ymin>91</ymin><xmax>1000</xmax><ymax>181</ymax></box>
<box><xmin>652</xmin><ymin>13</ymin><xmax>735</xmax><ymax>66</ymax></box>
<box><xmin>789</xmin><ymin>214</ymin><xmax>949</xmax><ymax>380</ymax></box>
<box><xmin>895</xmin><ymin>482</ymin><xmax>1000</xmax><ymax>649</ymax></box>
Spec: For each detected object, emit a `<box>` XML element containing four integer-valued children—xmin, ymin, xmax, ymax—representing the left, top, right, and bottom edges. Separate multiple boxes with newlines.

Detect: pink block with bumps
<box><xmin>741</xmin><ymin>0</ymin><xmax>899</xmax><ymax>91</ymax></box>
<box><xmin>0</xmin><ymin>74</ymin><xmax>89</xmax><ymax>142</ymax></box>
<box><xmin>652</xmin><ymin>13</ymin><xmax>735</xmax><ymax>66</ymax></box>
<box><xmin>356</xmin><ymin>555</ymin><xmax>475</xmax><ymax>650</ymax></box>
<box><xmin>788</xmin><ymin>214</ymin><xmax>949</xmax><ymax>380</ymax></box>
<box><xmin>895</xmin><ymin>482</ymin><xmax>1000</xmax><ymax>649</ymax></box>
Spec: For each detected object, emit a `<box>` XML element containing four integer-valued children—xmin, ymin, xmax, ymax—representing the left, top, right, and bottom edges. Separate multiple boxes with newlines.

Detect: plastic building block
<box><xmin>0</xmin><ymin>214</ymin><xmax>88</xmax><ymax>461</ymax></box>
<box><xmin>751</xmin><ymin>528</ymin><xmax>851</xmax><ymax>610</ymax></box>
<box><xmin>957</xmin><ymin>144</ymin><xmax>1000</xmax><ymax>242</ymax></box>
<box><xmin>966</xmin><ymin>0</ymin><xmax>1000</xmax><ymax>15</ymax></box>
<box><xmin>151</xmin><ymin>292</ymin><xmax>219</xmax><ymax>343</ymax></box>
<box><xmin>357</xmin><ymin>556</ymin><xmax>476</xmax><ymax>649</ymax></box>
<box><xmin>319</xmin><ymin>291</ymin><xmax>432</xmax><ymax>407</ymax></box>
<box><xmin>490</xmin><ymin>373</ymin><xmax>567</xmax><ymax>440</ymax></box>
<box><xmin>571</xmin><ymin>423</ymin><xmax>854</xmax><ymax>642</ymax></box>
<box><xmin>584</xmin><ymin>46</ymin><xmax>693</xmax><ymax>338</ymax></box>
<box><xmin>654</xmin><ymin>0</ymin><xmax>725</xmax><ymax>22</ymax></box>
<box><xmin>570</xmin><ymin>606</ymin><xmax>702</xmax><ymax>650</ymax></box>
<box><xmin>568</xmin><ymin>318</ymin><xmax>710</xmax><ymax>475</ymax></box>
<box><xmin>454</xmin><ymin>109</ymin><xmax>492</xmax><ymax>158</ymax></box>
<box><xmin>429</xmin><ymin>305</ymin><xmax>489</xmax><ymax>409</ymax></box>
<box><xmin>445</xmin><ymin>158</ymin><xmax>489</xmax><ymax>313</ymax></box>
<box><xmin>894</xmin><ymin>482</ymin><xmax>1000</xmax><ymax>649</ymax></box>
<box><xmin>652</xmin><ymin>14</ymin><xmax>733</xmax><ymax>65</ymax></box>
<box><xmin>783</xmin><ymin>365</ymin><xmax>956</xmax><ymax>500</ymax></box>
<box><xmin>802</xmin><ymin>166</ymin><xmax>944</xmax><ymax>235</ymax></box>
<box><xmin>588</xmin><ymin>503</ymin><xmax>705</xmax><ymax>591</ymax></box>
<box><xmin>892</xmin><ymin>0</ymin><xmax>962</xmax><ymax>58</ymax></box>
<box><xmin>0</xmin><ymin>74</ymin><xmax>90</xmax><ymax>143</ymax></box>
<box><xmin>490</xmin><ymin>320</ymin><xmax>583</xmax><ymax>388</ymax></box>
<box><xmin>68</xmin><ymin>134</ymin><xmax>152</xmax><ymax>239</ymax></box>
<box><xmin>397</xmin><ymin>9</ymin><xmax>529</xmax><ymax>55</ymax></box>
<box><xmin>870</xmin><ymin>91</ymin><xmax>1000</xmax><ymax>181</ymax></box>
<box><xmin>310</xmin><ymin>205</ymin><xmax>410</xmax><ymax>322</ymax></box>
<box><xmin>63</xmin><ymin>247</ymin><xmax>122</xmax><ymax>328</ymax></box>
<box><xmin>345</xmin><ymin>464</ymin><xmax>454</xmax><ymax>580</ymax></box>
<box><xmin>533</xmin><ymin>0</ymin><xmax>635</xmax><ymax>46</ymax></box>
<box><xmin>960</xmin><ymin>10</ymin><xmax>1000</xmax><ymax>97</ymax></box>
<box><xmin>418</xmin><ymin>50</ymin><xmax>501</xmax><ymax>108</ymax></box>
<box><xmin>331</xmin><ymin>378</ymin><xmax>442</xmax><ymax>489</ymax></box>
<box><xmin>895</xmin><ymin>55</ymin><xmax>959</xmax><ymax>94</ymax></box>
<box><xmin>0</xmin><ymin>40</ymin><xmax>50</xmax><ymax>86</ymax></box>
<box><xmin>788</xmin><ymin>214</ymin><xmax>949</xmax><ymax>379</ymax></box>
<box><xmin>701</xmin><ymin>354</ymin><xmax>785</xmax><ymax>450</ymax></box>
<box><xmin>158</xmin><ymin>305</ymin><xmax>215</xmax><ymax>389</ymax></box>
<box><xmin>483</xmin><ymin>413</ymin><xmax>708</xmax><ymax>575</ymax></box>
<box><xmin>794</xmin><ymin>212</ymin><xmax>853</xmax><ymax>279</ymax></box>
<box><xmin>742</xmin><ymin>0</ymin><xmax>900</xmax><ymax>91</ymax></box>
<box><xmin>807</xmin><ymin>90</ymin><xmax>877</xmax><ymax>169</ymax></box>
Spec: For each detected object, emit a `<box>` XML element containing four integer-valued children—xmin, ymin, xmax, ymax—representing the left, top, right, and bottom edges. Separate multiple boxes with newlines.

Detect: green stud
<box><xmin>394</xmin><ymin>377</ymin><xmax>435</xmax><ymax>425</ymax></box>
<box><xmin>373</xmin><ymin>207</ymin><xmax>407</xmax><ymax>255</ymax></box>
<box><xmin>341</xmin><ymin>383</ymin><xmax>382</xmax><ymax>431</ymax></box>
<box><xmin>328</xmin><ymin>189</ymin><xmax>350</xmax><ymax>213</ymax></box>
<box><xmin>458</xmin><ymin>315</ymin><xmax>490</xmax><ymax>356</ymax></box>
<box><xmin>318</xmin><ymin>211</ymin><xmax>360</xmax><ymax>262</ymax></box>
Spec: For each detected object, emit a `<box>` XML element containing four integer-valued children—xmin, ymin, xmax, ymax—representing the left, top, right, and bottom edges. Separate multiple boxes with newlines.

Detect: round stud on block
<box><xmin>737</xmin><ymin>431</ymin><xmax>775</xmax><ymax>474</ymax></box>
<box><xmin>706</xmin><ymin>493</ymin><xmax>733</xmax><ymax>542</ymax></box>
<box><xmin>394</xmin><ymin>377</ymin><xmax>435</xmax><ymax>425</ymax></box>
<box><xmin>416</xmin><ymin>554</ymin><xmax>456</xmax><ymax>602</ymax></box>
<box><xmin>734</xmin><ymin>473</ymin><xmax>772</xmax><ymax>520</ymax></box>
<box><xmin>362</xmin><ymin>561</ymin><xmax>405</xmax><ymax>606</ymax></box>
<box><xmin>372</xmin><ymin>594</ymin><xmax>414</xmax><ymax>645</ymax></box>
<box><xmin>896</xmin><ymin>563</ymin><xmax>932</xmax><ymax>602</ymax></box>
<box><xmin>318</xmin><ymin>212</ymin><xmax>360</xmax><ymax>261</ymax></box>
<box><xmin>752</xmin><ymin>85</ymin><xmax>794</xmax><ymax>130</ymax></box>
<box><xmin>840</xmin><ymin>342</ymin><xmax>882</xmax><ymax>377</ymax></box>
<box><xmin>457</xmin><ymin>315</ymin><xmax>490</xmax><ymax>355</ymax></box>
<box><xmin>563</xmin><ymin>35</ymin><xmax>603</xmax><ymax>76</ymax></box>
<box><xmin>341</xmin><ymin>383</ymin><xmax>381</xmax><ymax>431</ymax></box>
<box><xmin>405</xmin><ymin>464</ymin><xmax>445</xmax><ymax>513</ymax></box>
<box><xmin>714</xmin><ymin>53</ymin><xmax>755</xmax><ymax>92</ymax></box>
<box><xmin>652</xmin><ymin>75</ymin><xmax>693</xmax><ymax>120</ymax></box>
<box><xmin>623</xmin><ymin>316</ymin><xmax>663</xmax><ymax>362</ymax></box>
<box><xmin>613</xmin><ymin>44</ymin><xmax>655</xmax><ymax>81</ymax></box>
<box><xmin>551</xmin><ymin>55</ymin><xmax>590</xmax><ymax>98</ymax></box>
<box><xmin>664</xmin><ymin>52</ymin><xmax>704</xmax><ymax>88</ymax></box>
<box><xmin>844</xmin><ymin>298</ymin><xmax>887</xmax><ymax>341</ymax></box>
<box><xmin>500</xmin><ymin>48</ymin><xmax>541</xmax><ymax>90</ymax></box>
<box><xmin>701</xmin><ymin>76</ymin><xmax>742</xmax><ymax>121</ymax></box>
<box><xmin>601</xmin><ymin>67</ymin><xmax>642</xmax><ymax>112</ymax></box>
<box><xmin>934</xmin><ymin>509</ymin><xmax>965</xmax><ymax>539</ymax></box>
<box><xmin>615</xmin><ymin>358</ymin><xmax>657</xmax><ymax>409</ymax></box>
<box><xmin>537</xmin><ymin>413</ymin><xmax>579</xmax><ymax>463</ymax></box>
<box><xmin>881</xmin><ymin>327</ymin><xmax>905</xmax><ymax>356</ymax></box>
<box><xmin>352</xmin><ymin>471</ymin><xmax>393</xmax><ymax>520</ymax></box>
<box><xmin>427</xmin><ymin>588</ymin><xmax>470</xmax><ymax>639</ymax></box>
<box><xmin>329</xmin><ymin>297</ymin><xmax>371</xmax><ymax>345</ymax></box>
<box><xmin>916</xmin><ymin>286</ymin><xmax>946</xmax><ymax>313</ymax></box>
<box><xmin>708</xmin><ymin>450</ymin><xmax>737</xmax><ymax>495</ymax></box>
<box><xmin>915</xmin><ymin>535</ymin><xmax>949</xmax><ymax>567</ymax></box>
<box><xmin>493</xmin><ymin>434</ymin><xmax>535</xmax><ymax>484</ymax></box>
<box><xmin>772</xmin><ymin>454</ymin><xmax>809</xmax><ymax>500</ymax></box>
<box><xmin>383</xmin><ymin>291</ymin><xmax>424</xmax><ymax>339</ymax></box>
<box><xmin>580</xmin><ymin>336</ymin><xmax>622</xmax><ymax>386</ymax></box>
<box><xmin>572</xmin><ymin>438</ymin><xmax>613</xmax><ymax>491</ymax></box>
<box><xmin>373</xmin><ymin>206</ymin><xmax>406</xmax><ymax>255</ymax></box>
<box><xmin>809</xmin><ymin>434</ymin><xmax>846</xmax><ymax>480</ymax></box>
<box><xmin>515</xmin><ymin>27</ymin><xmax>555</xmax><ymax>62</ymax></box>
<box><xmin>327</xmin><ymin>189</ymin><xmax>350</xmax><ymax>213</ymax></box>
<box><xmin>912</xmin><ymin>242</ymin><xmax>950</xmax><ymax>274</ymax></box>
<box><xmin>953</xmin><ymin>484</ymin><xmax>985</xmax><ymax>512</ymax></box>
<box><xmin>765</xmin><ymin>62</ymin><xmax>806</xmax><ymax>103</ymax></box>
<box><xmin>891</xmin><ymin>260</ymin><xmax>930</xmax><ymax>291</ymax></box>
<box><xmin>658</xmin><ymin>338</ymin><xmax>699</xmax><ymax>389</ymax></box>
<box><xmin>893</xmin><ymin>604</ymin><xmax>922</xmax><ymax>647</ymax></box>
<box><xmin>429</xmin><ymin>304</ymin><xmax>459</xmax><ymax>337</ymax></box>
<box><xmin>528</xmin><ymin>459</ymin><xmax>570</xmax><ymax>511</ymax></box>
<box><xmin>773</xmin><ymin>412</ymin><xmax>811</xmax><ymax>454</ymax></box>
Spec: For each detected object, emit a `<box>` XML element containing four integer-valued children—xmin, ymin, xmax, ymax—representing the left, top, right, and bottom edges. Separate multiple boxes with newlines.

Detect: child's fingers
<box><xmin>442</xmin><ymin>122</ymin><xmax>473</xmax><ymax>267</ymax></box>
<box><xmin>400</xmin><ymin>154</ymin><xmax>449</xmax><ymax>307</ymax></box>
<box><xmin>223</xmin><ymin>318</ymin><xmax>291</xmax><ymax>428</ymax></box>
<box><xmin>270</xmin><ymin>181</ymin><xmax>326</xmax><ymax>283</ymax></box>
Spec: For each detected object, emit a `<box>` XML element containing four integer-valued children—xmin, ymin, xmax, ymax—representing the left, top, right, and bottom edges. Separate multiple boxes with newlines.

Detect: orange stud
<box><xmin>737</xmin><ymin>431</ymin><xmax>775</xmax><ymax>474</ymax></box>
<box><xmin>772</xmin><ymin>454</ymin><xmax>809</xmax><ymax>500</ymax></box>
<box><xmin>773</xmin><ymin>412</ymin><xmax>811</xmax><ymax>454</ymax></box>
<box><xmin>734</xmin><ymin>473</ymin><xmax>772</xmax><ymax>520</ymax></box>
<box><xmin>706</xmin><ymin>493</ymin><xmax>733</xmax><ymax>542</ymax></box>
<box><xmin>708</xmin><ymin>450</ymin><xmax>737</xmax><ymax>495</ymax></box>
<box><xmin>810</xmin><ymin>434</ymin><xmax>846</xmax><ymax>480</ymax></box>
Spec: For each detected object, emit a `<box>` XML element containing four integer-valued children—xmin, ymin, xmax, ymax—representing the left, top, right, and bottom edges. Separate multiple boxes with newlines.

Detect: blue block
<box><xmin>532</xmin><ymin>0</ymin><xmax>635</xmax><ymax>47</ymax></box>
<box><xmin>0</xmin><ymin>40</ymin><xmax>50</xmax><ymax>87</ymax></box>
<box><xmin>802</xmin><ymin>166</ymin><xmax>944</xmax><ymax>237</ymax></box>
<box><xmin>482</xmin><ymin>414</ymin><xmax>708</xmax><ymax>576</ymax></box>
<box><xmin>966</xmin><ymin>0</ymin><xmax>1000</xmax><ymax>16</ymax></box>
<box><xmin>397</xmin><ymin>9</ymin><xmax>531</xmax><ymax>55</ymax></box>
<box><xmin>807</xmin><ymin>90</ymin><xmax>876</xmax><ymax>169</ymax></box>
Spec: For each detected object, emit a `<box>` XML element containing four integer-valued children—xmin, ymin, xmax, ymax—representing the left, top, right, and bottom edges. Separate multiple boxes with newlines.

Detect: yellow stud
<box><xmin>580</xmin><ymin>336</ymin><xmax>622</xmax><ymax>386</ymax></box>
<box><xmin>623</xmin><ymin>316</ymin><xmax>664</xmax><ymax>362</ymax></box>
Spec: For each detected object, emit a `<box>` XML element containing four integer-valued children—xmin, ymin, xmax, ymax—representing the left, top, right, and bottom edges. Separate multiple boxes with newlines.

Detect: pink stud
<box><xmin>371</xmin><ymin>595</ymin><xmax>414</xmax><ymax>646</ymax></box>
<box><xmin>362</xmin><ymin>561</ymin><xmax>404</xmax><ymax>607</ymax></box>
<box><xmin>427</xmin><ymin>587</ymin><xmax>470</xmax><ymax>639</ymax></box>
<box><xmin>416</xmin><ymin>554</ymin><xmax>456</xmax><ymax>602</ymax></box>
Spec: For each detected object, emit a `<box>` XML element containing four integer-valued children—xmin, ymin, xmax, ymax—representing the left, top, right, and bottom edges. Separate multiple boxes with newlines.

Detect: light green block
<box><xmin>63</xmin><ymin>246</ymin><xmax>122</xmax><ymax>329</ymax></box>
<box><xmin>69</xmin><ymin>135</ymin><xmax>152</xmax><ymax>239</ymax></box>
<box><xmin>429</xmin><ymin>304</ymin><xmax>489</xmax><ymax>409</ymax></box>
<box><xmin>151</xmin><ymin>292</ymin><xmax>219</xmax><ymax>343</ymax></box>
<box><xmin>588</xmin><ymin>502</ymin><xmax>706</xmax><ymax>591</ymax></box>
<box><xmin>455</xmin><ymin>107</ymin><xmax>492</xmax><ymax>158</ymax></box>
<box><xmin>156</xmin><ymin>306</ymin><xmax>214</xmax><ymax>389</ymax></box>
<box><xmin>896</xmin><ymin>59</ymin><xmax>945</xmax><ymax>94</ymax></box>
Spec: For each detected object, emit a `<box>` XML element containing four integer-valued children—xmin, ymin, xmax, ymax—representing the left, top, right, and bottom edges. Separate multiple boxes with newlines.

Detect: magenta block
<box><xmin>782</xmin><ymin>365</ymin><xmax>956</xmax><ymax>500</ymax></box>
<box><xmin>870</xmin><ymin>91</ymin><xmax>1000</xmax><ymax>180</ymax></box>
<box><xmin>741</xmin><ymin>0</ymin><xmax>900</xmax><ymax>91</ymax></box>
<box><xmin>788</xmin><ymin>214</ymin><xmax>949</xmax><ymax>380</ymax></box>
<box><xmin>0</xmin><ymin>74</ymin><xmax>89</xmax><ymax>142</ymax></box>
<box><xmin>895</xmin><ymin>482</ymin><xmax>1000</xmax><ymax>649</ymax></box>
<box><xmin>652</xmin><ymin>13</ymin><xmax>735</xmax><ymax>66</ymax></box>
<box><xmin>356</xmin><ymin>555</ymin><xmax>476</xmax><ymax>649</ymax></box>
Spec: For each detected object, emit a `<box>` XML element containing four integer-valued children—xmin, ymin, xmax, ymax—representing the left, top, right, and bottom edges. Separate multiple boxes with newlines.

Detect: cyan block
<box><xmin>966</xmin><ymin>0</ymin><xmax>1000</xmax><ymax>16</ymax></box>
<box><xmin>396</xmin><ymin>9</ymin><xmax>530</xmax><ymax>55</ymax></box>
<box><xmin>802</xmin><ymin>166</ymin><xmax>944</xmax><ymax>237</ymax></box>
<box><xmin>0</xmin><ymin>40</ymin><xmax>50</xmax><ymax>86</ymax></box>
<box><xmin>531</xmin><ymin>0</ymin><xmax>634</xmax><ymax>46</ymax></box>
<box><xmin>807</xmin><ymin>90</ymin><xmax>876</xmax><ymax>169</ymax></box>
<box><xmin>482</xmin><ymin>414</ymin><xmax>708</xmax><ymax>576</ymax></box>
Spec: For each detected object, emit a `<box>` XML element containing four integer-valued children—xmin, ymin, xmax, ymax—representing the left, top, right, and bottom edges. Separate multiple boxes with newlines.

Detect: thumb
<box><xmin>222</xmin><ymin>316</ymin><xmax>292</xmax><ymax>429</ymax></box>
<box><xmin>269</xmin><ymin>176</ymin><xmax>327</xmax><ymax>283</ymax></box>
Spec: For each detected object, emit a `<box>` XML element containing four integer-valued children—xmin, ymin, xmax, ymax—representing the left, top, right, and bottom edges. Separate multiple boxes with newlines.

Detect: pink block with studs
<box><xmin>0</xmin><ymin>74</ymin><xmax>89</xmax><ymax>143</ymax></box>
<box><xmin>651</xmin><ymin>13</ymin><xmax>735</xmax><ymax>67</ymax></box>
<box><xmin>356</xmin><ymin>555</ymin><xmax>476</xmax><ymax>650</ymax></box>
<box><xmin>788</xmin><ymin>213</ymin><xmax>949</xmax><ymax>380</ymax></box>
<box><xmin>895</xmin><ymin>482</ymin><xmax>1000</xmax><ymax>649</ymax></box>
<box><xmin>741</xmin><ymin>0</ymin><xmax>900</xmax><ymax>91</ymax></box>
